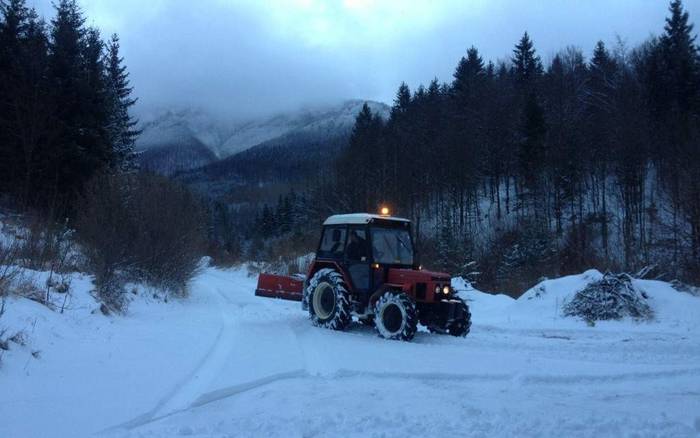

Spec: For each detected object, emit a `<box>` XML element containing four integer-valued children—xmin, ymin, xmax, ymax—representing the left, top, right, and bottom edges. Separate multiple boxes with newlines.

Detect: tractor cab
<box><xmin>317</xmin><ymin>213</ymin><xmax>414</xmax><ymax>297</ymax></box>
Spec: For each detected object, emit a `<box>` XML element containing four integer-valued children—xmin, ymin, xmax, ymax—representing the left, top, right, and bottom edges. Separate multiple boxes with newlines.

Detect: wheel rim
<box><xmin>381</xmin><ymin>303</ymin><xmax>403</xmax><ymax>334</ymax></box>
<box><xmin>313</xmin><ymin>282</ymin><xmax>335</xmax><ymax>320</ymax></box>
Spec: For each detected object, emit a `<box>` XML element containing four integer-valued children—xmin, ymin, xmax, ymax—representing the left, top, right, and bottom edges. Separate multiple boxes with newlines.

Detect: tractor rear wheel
<box><xmin>306</xmin><ymin>268</ymin><xmax>352</xmax><ymax>331</ymax></box>
<box><xmin>448</xmin><ymin>299</ymin><xmax>472</xmax><ymax>337</ymax></box>
<box><xmin>373</xmin><ymin>291</ymin><xmax>417</xmax><ymax>341</ymax></box>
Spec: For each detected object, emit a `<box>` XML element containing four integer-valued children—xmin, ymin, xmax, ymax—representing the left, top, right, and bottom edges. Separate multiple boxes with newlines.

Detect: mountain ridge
<box><xmin>136</xmin><ymin>99</ymin><xmax>390</xmax><ymax>175</ymax></box>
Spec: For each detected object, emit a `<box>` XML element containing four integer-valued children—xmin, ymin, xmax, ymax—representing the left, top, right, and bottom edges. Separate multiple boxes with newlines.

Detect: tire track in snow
<box><xmin>99</xmin><ymin>370</ymin><xmax>310</xmax><ymax>434</ymax></box>
<box><xmin>98</xmin><ymin>284</ymin><xmax>239</xmax><ymax>434</ymax></box>
<box><xmin>105</xmin><ymin>364</ymin><xmax>700</xmax><ymax>433</ymax></box>
<box><xmin>331</xmin><ymin>366</ymin><xmax>700</xmax><ymax>385</ymax></box>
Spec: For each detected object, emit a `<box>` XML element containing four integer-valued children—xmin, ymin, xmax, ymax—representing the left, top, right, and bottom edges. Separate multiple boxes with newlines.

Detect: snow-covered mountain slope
<box><xmin>136</xmin><ymin>108</ymin><xmax>226</xmax><ymax>156</ymax></box>
<box><xmin>135</xmin><ymin>100</ymin><xmax>390</xmax><ymax>174</ymax></box>
<box><xmin>138</xmin><ymin>141</ymin><xmax>218</xmax><ymax>176</ymax></box>
<box><xmin>217</xmin><ymin>100</ymin><xmax>390</xmax><ymax>157</ymax></box>
<box><xmin>2</xmin><ymin>267</ymin><xmax>699</xmax><ymax>437</ymax></box>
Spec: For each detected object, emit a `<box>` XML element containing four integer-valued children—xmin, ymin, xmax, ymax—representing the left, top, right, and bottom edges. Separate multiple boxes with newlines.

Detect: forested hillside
<box><xmin>1</xmin><ymin>0</ymin><xmax>698</xmax><ymax>296</ymax></box>
<box><xmin>241</xmin><ymin>0</ymin><xmax>700</xmax><ymax>292</ymax></box>
<box><xmin>0</xmin><ymin>0</ymin><xmax>206</xmax><ymax>305</ymax></box>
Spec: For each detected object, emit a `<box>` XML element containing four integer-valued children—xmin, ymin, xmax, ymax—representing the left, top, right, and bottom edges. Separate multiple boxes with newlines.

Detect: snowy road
<box><xmin>108</xmin><ymin>268</ymin><xmax>700</xmax><ymax>437</ymax></box>
<box><xmin>3</xmin><ymin>267</ymin><xmax>700</xmax><ymax>437</ymax></box>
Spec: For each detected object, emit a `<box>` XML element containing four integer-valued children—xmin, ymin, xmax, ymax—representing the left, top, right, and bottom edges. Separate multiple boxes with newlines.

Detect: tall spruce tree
<box><xmin>587</xmin><ymin>41</ymin><xmax>618</xmax><ymax>256</ymax></box>
<box><xmin>49</xmin><ymin>0</ymin><xmax>88</xmax><ymax>198</ymax></box>
<box><xmin>657</xmin><ymin>0</ymin><xmax>700</xmax><ymax>268</ymax></box>
<box><xmin>518</xmin><ymin>93</ymin><xmax>547</xmax><ymax>219</ymax></box>
<box><xmin>105</xmin><ymin>33</ymin><xmax>138</xmax><ymax>170</ymax></box>
<box><xmin>660</xmin><ymin>0</ymin><xmax>698</xmax><ymax>114</ymax></box>
<box><xmin>82</xmin><ymin>27</ymin><xmax>112</xmax><ymax>167</ymax></box>
<box><xmin>0</xmin><ymin>0</ymin><xmax>29</xmax><ymax>192</ymax></box>
<box><xmin>512</xmin><ymin>32</ymin><xmax>543</xmax><ymax>93</ymax></box>
<box><xmin>452</xmin><ymin>46</ymin><xmax>486</xmax><ymax>111</ymax></box>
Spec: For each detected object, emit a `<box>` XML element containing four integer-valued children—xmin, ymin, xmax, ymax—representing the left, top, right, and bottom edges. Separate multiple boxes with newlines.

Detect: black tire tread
<box><xmin>373</xmin><ymin>291</ymin><xmax>417</xmax><ymax>341</ymax></box>
<box><xmin>305</xmin><ymin>268</ymin><xmax>352</xmax><ymax>331</ymax></box>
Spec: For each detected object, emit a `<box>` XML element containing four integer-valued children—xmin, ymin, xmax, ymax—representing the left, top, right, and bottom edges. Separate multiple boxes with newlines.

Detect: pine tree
<box><xmin>588</xmin><ymin>41</ymin><xmax>617</xmax><ymax>110</ymax></box>
<box><xmin>391</xmin><ymin>82</ymin><xmax>411</xmax><ymax>118</ymax></box>
<box><xmin>82</xmin><ymin>27</ymin><xmax>111</xmax><ymax>167</ymax></box>
<box><xmin>512</xmin><ymin>32</ymin><xmax>543</xmax><ymax>92</ymax></box>
<box><xmin>259</xmin><ymin>204</ymin><xmax>275</xmax><ymax>238</ymax></box>
<box><xmin>0</xmin><ymin>0</ymin><xmax>29</xmax><ymax>192</ymax></box>
<box><xmin>452</xmin><ymin>46</ymin><xmax>485</xmax><ymax>104</ymax></box>
<box><xmin>49</xmin><ymin>0</ymin><xmax>88</xmax><ymax>197</ymax></box>
<box><xmin>660</xmin><ymin>0</ymin><xmax>698</xmax><ymax>113</ymax></box>
<box><xmin>657</xmin><ymin>0</ymin><xmax>700</xmax><ymax>268</ymax></box>
<box><xmin>15</xmin><ymin>8</ymin><xmax>52</xmax><ymax>203</ymax></box>
<box><xmin>587</xmin><ymin>41</ymin><xmax>617</xmax><ymax>256</ymax></box>
<box><xmin>106</xmin><ymin>33</ymin><xmax>139</xmax><ymax>170</ymax></box>
<box><xmin>338</xmin><ymin>102</ymin><xmax>384</xmax><ymax>210</ymax></box>
<box><xmin>518</xmin><ymin>93</ymin><xmax>547</xmax><ymax>219</ymax></box>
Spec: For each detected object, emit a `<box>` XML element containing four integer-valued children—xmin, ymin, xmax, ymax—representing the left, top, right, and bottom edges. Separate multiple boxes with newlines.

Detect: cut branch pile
<box><xmin>563</xmin><ymin>272</ymin><xmax>653</xmax><ymax>323</ymax></box>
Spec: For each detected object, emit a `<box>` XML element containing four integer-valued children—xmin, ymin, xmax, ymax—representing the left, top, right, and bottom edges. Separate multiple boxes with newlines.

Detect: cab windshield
<box><xmin>371</xmin><ymin>227</ymin><xmax>414</xmax><ymax>265</ymax></box>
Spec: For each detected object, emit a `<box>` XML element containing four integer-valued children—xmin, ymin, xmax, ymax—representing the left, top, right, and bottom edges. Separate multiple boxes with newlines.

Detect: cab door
<box><xmin>344</xmin><ymin>225</ymin><xmax>371</xmax><ymax>294</ymax></box>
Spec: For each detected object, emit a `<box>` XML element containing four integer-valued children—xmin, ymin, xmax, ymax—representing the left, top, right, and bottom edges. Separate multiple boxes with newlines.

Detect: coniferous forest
<box><xmin>0</xmin><ymin>0</ymin><xmax>138</xmax><ymax>210</ymax></box>
<box><xmin>0</xmin><ymin>0</ymin><xmax>206</xmax><ymax>301</ymax></box>
<box><xmin>309</xmin><ymin>0</ymin><xmax>700</xmax><ymax>291</ymax></box>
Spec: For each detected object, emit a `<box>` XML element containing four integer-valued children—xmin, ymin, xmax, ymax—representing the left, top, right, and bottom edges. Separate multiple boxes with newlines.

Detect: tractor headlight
<box><xmin>442</xmin><ymin>285</ymin><xmax>450</xmax><ymax>295</ymax></box>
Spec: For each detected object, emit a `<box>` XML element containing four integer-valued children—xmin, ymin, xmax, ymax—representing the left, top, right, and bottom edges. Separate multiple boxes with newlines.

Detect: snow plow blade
<box><xmin>255</xmin><ymin>273</ymin><xmax>304</xmax><ymax>301</ymax></box>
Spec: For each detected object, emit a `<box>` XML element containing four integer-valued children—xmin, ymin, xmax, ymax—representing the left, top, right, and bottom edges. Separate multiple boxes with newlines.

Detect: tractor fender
<box><xmin>306</xmin><ymin>260</ymin><xmax>354</xmax><ymax>290</ymax></box>
<box><xmin>368</xmin><ymin>283</ymin><xmax>409</xmax><ymax>308</ymax></box>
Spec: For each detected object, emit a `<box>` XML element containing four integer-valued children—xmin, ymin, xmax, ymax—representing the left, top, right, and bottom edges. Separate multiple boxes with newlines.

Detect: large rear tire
<box><xmin>373</xmin><ymin>291</ymin><xmax>417</xmax><ymax>341</ymax></box>
<box><xmin>305</xmin><ymin>268</ymin><xmax>352</xmax><ymax>331</ymax></box>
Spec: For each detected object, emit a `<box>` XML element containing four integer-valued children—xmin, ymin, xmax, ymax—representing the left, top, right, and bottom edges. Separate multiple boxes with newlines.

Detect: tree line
<box><xmin>317</xmin><ymin>0</ymin><xmax>700</xmax><ymax>290</ymax></box>
<box><xmin>0</xmin><ymin>0</ymin><xmax>138</xmax><ymax>210</ymax></box>
<box><xmin>0</xmin><ymin>0</ymin><xmax>208</xmax><ymax>308</ymax></box>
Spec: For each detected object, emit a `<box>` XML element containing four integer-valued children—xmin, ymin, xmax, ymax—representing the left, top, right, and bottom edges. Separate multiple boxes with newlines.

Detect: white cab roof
<box><xmin>323</xmin><ymin>213</ymin><xmax>411</xmax><ymax>226</ymax></box>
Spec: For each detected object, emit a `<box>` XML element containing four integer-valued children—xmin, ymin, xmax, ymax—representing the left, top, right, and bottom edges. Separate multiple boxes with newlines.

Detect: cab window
<box><xmin>319</xmin><ymin>226</ymin><xmax>347</xmax><ymax>257</ymax></box>
<box><xmin>345</xmin><ymin>227</ymin><xmax>368</xmax><ymax>261</ymax></box>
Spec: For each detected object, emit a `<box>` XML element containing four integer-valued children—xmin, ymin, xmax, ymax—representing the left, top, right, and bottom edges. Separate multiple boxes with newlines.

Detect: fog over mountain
<box><xmin>137</xmin><ymin>100</ymin><xmax>390</xmax><ymax>175</ymax></box>
<box><xmin>27</xmin><ymin>0</ymin><xmax>698</xmax><ymax>119</ymax></box>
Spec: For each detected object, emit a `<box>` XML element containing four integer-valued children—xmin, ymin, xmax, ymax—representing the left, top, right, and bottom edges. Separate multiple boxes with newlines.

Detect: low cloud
<box><xmin>28</xmin><ymin>0</ymin><xmax>697</xmax><ymax>119</ymax></box>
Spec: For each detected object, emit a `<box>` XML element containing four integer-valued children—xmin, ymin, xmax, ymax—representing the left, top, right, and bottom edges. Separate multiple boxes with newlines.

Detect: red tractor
<box><xmin>255</xmin><ymin>212</ymin><xmax>471</xmax><ymax>341</ymax></box>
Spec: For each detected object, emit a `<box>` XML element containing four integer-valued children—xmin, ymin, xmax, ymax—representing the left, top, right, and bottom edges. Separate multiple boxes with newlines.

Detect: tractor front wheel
<box><xmin>447</xmin><ymin>299</ymin><xmax>472</xmax><ymax>337</ymax></box>
<box><xmin>306</xmin><ymin>268</ymin><xmax>352</xmax><ymax>331</ymax></box>
<box><xmin>373</xmin><ymin>291</ymin><xmax>417</xmax><ymax>341</ymax></box>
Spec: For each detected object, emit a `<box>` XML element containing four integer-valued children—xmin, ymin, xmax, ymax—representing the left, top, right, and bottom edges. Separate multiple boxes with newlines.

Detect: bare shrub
<box><xmin>478</xmin><ymin>224</ymin><xmax>559</xmax><ymax>296</ymax></box>
<box><xmin>76</xmin><ymin>172</ymin><xmax>207</xmax><ymax>309</ymax></box>
<box><xmin>12</xmin><ymin>278</ymin><xmax>44</xmax><ymax>304</ymax></box>
<box><xmin>0</xmin><ymin>240</ymin><xmax>20</xmax><ymax>296</ymax></box>
<box><xmin>13</xmin><ymin>213</ymin><xmax>76</xmax><ymax>273</ymax></box>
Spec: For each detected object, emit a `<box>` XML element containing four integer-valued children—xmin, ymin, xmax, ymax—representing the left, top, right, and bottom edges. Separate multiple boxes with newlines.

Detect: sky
<box><xmin>28</xmin><ymin>0</ymin><xmax>700</xmax><ymax>120</ymax></box>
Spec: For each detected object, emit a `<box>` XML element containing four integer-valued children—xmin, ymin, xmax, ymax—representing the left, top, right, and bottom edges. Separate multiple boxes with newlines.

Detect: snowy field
<box><xmin>1</xmin><ymin>267</ymin><xmax>700</xmax><ymax>438</ymax></box>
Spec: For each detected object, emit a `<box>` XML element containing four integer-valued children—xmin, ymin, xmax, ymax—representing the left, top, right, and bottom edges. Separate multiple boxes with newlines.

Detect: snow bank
<box><xmin>455</xmin><ymin>270</ymin><xmax>700</xmax><ymax>334</ymax></box>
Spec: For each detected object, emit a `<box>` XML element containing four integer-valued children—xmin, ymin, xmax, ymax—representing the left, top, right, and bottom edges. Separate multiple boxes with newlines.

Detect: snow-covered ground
<box><xmin>2</xmin><ymin>267</ymin><xmax>700</xmax><ymax>437</ymax></box>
